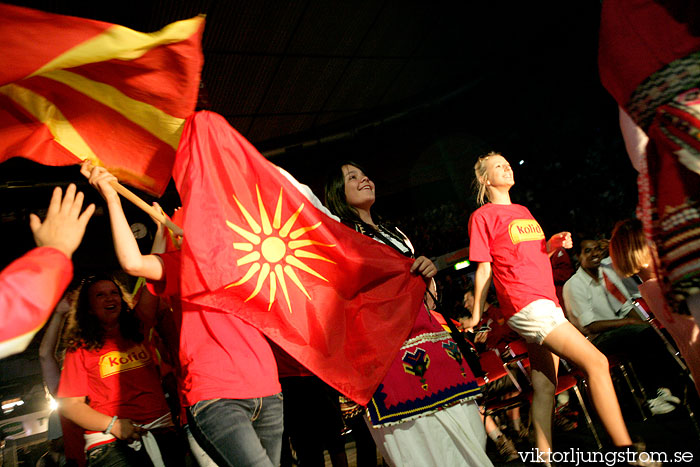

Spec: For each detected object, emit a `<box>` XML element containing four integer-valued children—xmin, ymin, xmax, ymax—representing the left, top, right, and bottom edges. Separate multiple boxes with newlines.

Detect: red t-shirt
<box><xmin>468</xmin><ymin>203</ymin><xmax>558</xmax><ymax>319</ymax></box>
<box><xmin>57</xmin><ymin>333</ymin><xmax>169</xmax><ymax>425</ymax></box>
<box><xmin>148</xmin><ymin>251</ymin><xmax>281</xmax><ymax>405</ymax></box>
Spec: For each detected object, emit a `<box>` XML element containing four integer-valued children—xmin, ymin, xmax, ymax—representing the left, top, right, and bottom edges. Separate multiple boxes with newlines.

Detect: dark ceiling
<box><xmin>4</xmin><ymin>0</ymin><xmax>558</xmax><ymax>148</ymax></box>
<box><xmin>0</xmin><ymin>1</ymin><xmax>640</xmax><ymax>269</ymax></box>
<box><xmin>1</xmin><ymin>1</ymin><xmax>616</xmax><ymax>153</ymax></box>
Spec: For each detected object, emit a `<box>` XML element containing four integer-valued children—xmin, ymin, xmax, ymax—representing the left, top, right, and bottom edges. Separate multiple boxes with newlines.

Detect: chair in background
<box><xmin>476</xmin><ymin>348</ymin><xmax>521</xmax><ymax>392</ymax></box>
<box><xmin>632</xmin><ymin>298</ymin><xmax>700</xmax><ymax>437</ymax></box>
<box><xmin>486</xmin><ymin>339</ymin><xmax>604</xmax><ymax>450</ymax></box>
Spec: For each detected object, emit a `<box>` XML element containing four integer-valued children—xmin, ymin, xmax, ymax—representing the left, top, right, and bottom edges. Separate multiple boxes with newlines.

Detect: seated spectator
<box><xmin>460</xmin><ymin>288</ymin><xmax>522</xmax><ymax>462</ymax></box>
<box><xmin>461</xmin><ymin>288</ymin><xmax>519</xmax><ymax>355</ymax></box>
<box><xmin>563</xmin><ymin>239</ymin><xmax>681</xmax><ymax>415</ymax></box>
<box><xmin>610</xmin><ymin>219</ymin><xmax>700</xmax><ymax>398</ymax></box>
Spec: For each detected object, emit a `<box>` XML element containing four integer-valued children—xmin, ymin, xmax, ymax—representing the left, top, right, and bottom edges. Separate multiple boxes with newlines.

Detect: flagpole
<box><xmin>110</xmin><ymin>181</ymin><xmax>184</xmax><ymax>236</ymax></box>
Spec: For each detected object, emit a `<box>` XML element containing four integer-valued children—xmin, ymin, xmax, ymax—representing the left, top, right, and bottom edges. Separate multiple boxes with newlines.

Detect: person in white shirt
<box><xmin>563</xmin><ymin>239</ymin><xmax>681</xmax><ymax>415</ymax></box>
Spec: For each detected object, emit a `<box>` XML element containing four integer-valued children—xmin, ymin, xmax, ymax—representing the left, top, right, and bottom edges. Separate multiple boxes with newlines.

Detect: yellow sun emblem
<box><xmin>225</xmin><ymin>185</ymin><xmax>336</xmax><ymax>312</ymax></box>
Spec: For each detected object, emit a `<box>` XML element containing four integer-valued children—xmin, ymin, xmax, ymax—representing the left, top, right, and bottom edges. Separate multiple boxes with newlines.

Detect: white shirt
<box><xmin>563</xmin><ymin>261</ymin><xmax>639</xmax><ymax>332</ymax></box>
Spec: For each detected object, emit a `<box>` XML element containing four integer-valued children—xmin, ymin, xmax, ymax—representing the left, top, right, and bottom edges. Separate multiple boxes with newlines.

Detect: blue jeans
<box><xmin>86</xmin><ymin>441</ymin><xmax>149</xmax><ymax>467</ymax></box>
<box><xmin>187</xmin><ymin>395</ymin><xmax>284</xmax><ymax>467</ymax></box>
<box><xmin>86</xmin><ymin>429</ymin><xmax>183</xmax><ymax>467</ymax></box>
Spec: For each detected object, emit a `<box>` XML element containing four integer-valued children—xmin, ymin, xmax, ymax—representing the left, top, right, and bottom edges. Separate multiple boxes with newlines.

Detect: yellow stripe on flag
<box><xmin>42</xmin><ymin>70</ymin><xmax>185</xmax><ymax>149</ymax></box>
<box><xmin>0</xmin><ymin>329</ymin><xmax>38</xmax><ymax>359</ymax></box>
<box><xmin>28</xmin><ymin>15</ymin><xmax>205</xmax><ymax>79</ymax></box>
<box><xmin>0</xmin><ymin>83</ymin><xmax>100</xmax><ymax>164</ymax></box>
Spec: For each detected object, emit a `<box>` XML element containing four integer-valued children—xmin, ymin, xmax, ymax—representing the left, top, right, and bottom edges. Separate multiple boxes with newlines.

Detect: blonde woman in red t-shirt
<box><xmin>465</xmin><ymin>152</ymin><xmax>635</xmax><ymax>462</ymax></box>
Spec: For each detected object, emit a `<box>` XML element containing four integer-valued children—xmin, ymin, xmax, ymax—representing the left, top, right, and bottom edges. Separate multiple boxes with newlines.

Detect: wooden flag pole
<box><xmin>110</xmin><ymin>181</ymin><xmax>184</xmax><ymax>236</ymax></box>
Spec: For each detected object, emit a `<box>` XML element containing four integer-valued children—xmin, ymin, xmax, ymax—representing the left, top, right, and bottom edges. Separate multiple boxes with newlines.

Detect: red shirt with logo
<box><xmin>148</xmin><ymin>250</ymin><xmax>281</xmax><ymax>406</ymax></box>
<box><xmin>468</xmin><ymin>203</ymin><xmax>558</xmax><ymax>319</ymax></box>
<box><xmin>57</xmin><ymin>333</ymin><xmax>170</xmax><ymax>424</ymax></box>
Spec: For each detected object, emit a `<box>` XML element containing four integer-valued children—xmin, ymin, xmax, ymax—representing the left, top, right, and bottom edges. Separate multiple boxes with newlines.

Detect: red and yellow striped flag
<box><xmin>0</xmin><ymin>4</ymin><xmax>204</xmax><ymax>196</ymax></box>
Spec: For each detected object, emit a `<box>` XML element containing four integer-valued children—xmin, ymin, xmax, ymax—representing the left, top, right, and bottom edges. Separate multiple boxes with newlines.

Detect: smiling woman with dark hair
<box><xmin>324</xmin><ymin>161</ymin><xmax>491</xmax><ymax>467</ymax></box>
<box><xmin>57</xmin><ymin>275</ymin><xmax>181</xmax><ymax>467</ymax></box>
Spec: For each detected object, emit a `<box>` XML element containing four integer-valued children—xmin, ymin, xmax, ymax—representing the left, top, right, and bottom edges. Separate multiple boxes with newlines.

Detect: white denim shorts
<box><xmin>507</xmin><ymin>299</ymin><xmax>567</xmax><ymax>344</ymax></box>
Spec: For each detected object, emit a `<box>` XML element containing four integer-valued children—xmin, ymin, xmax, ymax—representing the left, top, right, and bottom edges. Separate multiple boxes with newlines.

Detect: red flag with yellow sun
<box><xmin>0</xmin><ymin>4</ymin><xmax>204</xmax><ymax>196</ymax></box>
<box><xmin>173</xmin><ymin>111</ymin><xmax>427</xmax><ymax>404</ymax></box>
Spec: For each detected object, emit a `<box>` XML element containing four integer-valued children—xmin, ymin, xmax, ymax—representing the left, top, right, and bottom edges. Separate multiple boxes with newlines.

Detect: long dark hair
<box><xmin>324</xmin><ymin>161</ymin><xmax>368</xmax><ymax>227</ymax></box>
<box><xmin>64</xmin><ymin>274</ymin><xmax>144</xmax><ymax>352</ymax></box>
<box><xmin>323</xmin><ymin>161</ymin><xmax>409</xmax><ymax>249</ymax></box>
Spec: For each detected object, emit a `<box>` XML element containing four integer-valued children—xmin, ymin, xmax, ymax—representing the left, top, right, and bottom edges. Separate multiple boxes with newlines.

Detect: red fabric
<box><xmin>150</xmin><ymin>250</ymin><xmax>281</xmax><ymax>404</ymax></box>
<box><xmin>468</xmin><ymin>204</ymin><xmax>558</xmax><ymax>319</ymax></box>
<box><xmin>271</xmin><ymin>342</ymin><xmax>314</xmax><ymax>378</ymax></box>
<box><xmin>0</xmin><ymin>247</ymin><xmax>72</xmax><ymax>352</ymax></box>
<box><xmin>0</xmin><ymin>4</ymin><xmax>204</xmax><ymax>196</ymax></box>
<box><xmin>551</xmin><ymin>247</ymin><xmax>574</xmax><ymax>313</ymax></box>
<box><xmin>603</xmin><ymin>273</ymin><xmax>628</xmax><ymax>305</ymax></box>
<box><xmin>476</xmin><ymin>350</ymin><xmax>508</xmax><ymax>387</ymax></box>
<box><xmin>59</xmin><ymin>415</ymin><xmax>86</xmax><ymax>467</ymax></box>
<box><xmin>598</xmin><ymin>0</ymin><xmax>700</xmax><ymax>107</ymax></box>
<box><xmin>482</xmin><ymin>305</ymin><xmax>520</xmax><ymax>354</ymax></box>
<box><xmin>366</xmin><ymin>306</ymin><xmax>481</xmax><ymax>426</ymax></box>
<box><xmin>171</xmin><ymin>111</ymin><xmax>426</xmax><ymax>405</ymax></box>
<box><xmin>57</xmin><ymin>333</ymin><xmax>170</xmax><ymax>425</ymax></box>
<box><xmin>428</xmin><ymin>310</ymin><xmax>460</xmax><ymax>332</ymax></box>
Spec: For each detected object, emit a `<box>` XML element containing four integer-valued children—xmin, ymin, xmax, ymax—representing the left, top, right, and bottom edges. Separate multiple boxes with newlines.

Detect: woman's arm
<box><xmin>38</xmin><ymin>297</ymin><xmax>71</xmax><ymax>396</ymax></box>
<box><xmin>619</xmin><ymin>106</ymin><xmax>648</xmax><ymax>173</ymax></box>
<box><xmin>80</xmin><ymin>163</ymin><xmax>164</xmax><ymax>281</ymax></box>
<box><xmin>133</xmin><ymin>215</ymin><xmax>170</xmax><ymax>329</ymax></box>
<box><xmin>59</xmin><ymin>397</ymin><xmax>145</xmax><ymax>441</ymax></box>
<box><xmin>133</xmin><ymin>282</ymin><xmax>160</xmax><ymax>331</ymax></box>
<box><xmin>460</xmin><ymin>262</ymin><xmax>492</xmax><ymax>330</ymax></box>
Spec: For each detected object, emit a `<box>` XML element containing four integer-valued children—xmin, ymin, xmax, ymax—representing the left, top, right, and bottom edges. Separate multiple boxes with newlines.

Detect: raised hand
<box><xmin>80</xmin><ymin>161</ymin><xmax>119</xmax><ymax>203</ymax></box>
<box><xmin>548</xmin><ymin>231</ymin><xmax>573</xmax><ymax>251</ymax></box>
<box><xmin>29</xmin><ymin>184</ymin><xmax>95</xmax><ymax>259</ymax></box>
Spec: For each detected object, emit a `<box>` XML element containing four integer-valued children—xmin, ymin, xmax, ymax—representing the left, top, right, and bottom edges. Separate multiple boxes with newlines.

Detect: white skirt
<box><xmin>364</xmin><ymin>400</ymin><xmax>493</xmax><ymax>467</ymax></box>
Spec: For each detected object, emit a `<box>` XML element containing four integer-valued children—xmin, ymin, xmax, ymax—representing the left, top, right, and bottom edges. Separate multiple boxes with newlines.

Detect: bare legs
<box><xmin>526</xmin><ymin>343</ymin><xmax>559</xmax><ymax>453</ymax></box>
<box><xmin>539</xmin><ymin>321</ymin><xmax>632</xmax><ymax>448</ymax></box>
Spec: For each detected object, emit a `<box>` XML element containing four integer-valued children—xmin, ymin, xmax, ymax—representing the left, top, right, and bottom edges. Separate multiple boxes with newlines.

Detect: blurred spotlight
<box><xmin>519</xmin><ymin>160</ymin><xmax>525</xmax><ymax>165</ymax></box>
<box><xmin>49</xmin><ymin>395</ymin><xmax>58</xmax><ymax>411</ymax></box>
<box><xmin>2</xmin><ymin>397</ymin><xmax>24</xmax><ymax>414</ymax></box>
